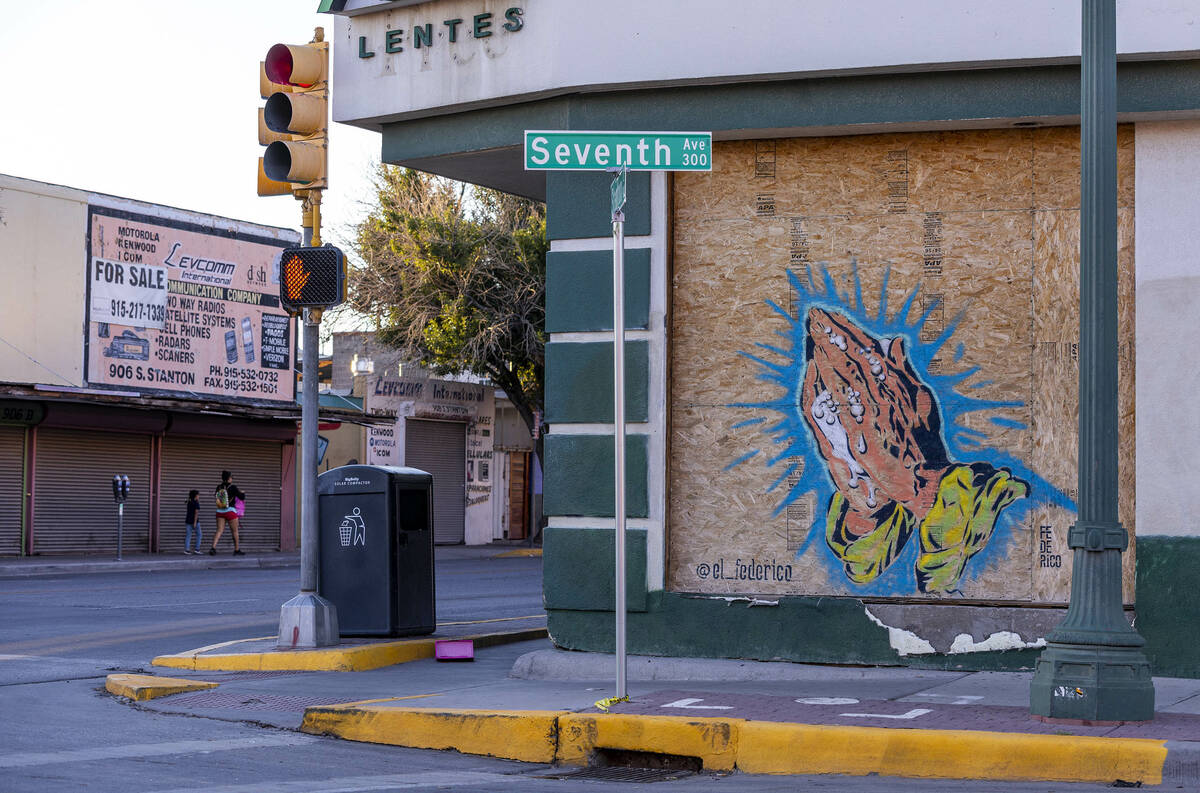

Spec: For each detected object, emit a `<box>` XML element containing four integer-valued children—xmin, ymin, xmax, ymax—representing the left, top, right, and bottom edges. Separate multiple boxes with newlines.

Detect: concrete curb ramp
<box><xmin>151</xmin><ymin>627</ymin><xmax>548</xmax><ymax>673</ymax></box>
<box><xmin>298</xmin><ymin>706</ymin><xmax>1169</xmax><ymax>785</ymax></box>
<box><xmin>105</xmin><ymin>674</ymin><xmax>218</xmax><ymax>701</ymax></box>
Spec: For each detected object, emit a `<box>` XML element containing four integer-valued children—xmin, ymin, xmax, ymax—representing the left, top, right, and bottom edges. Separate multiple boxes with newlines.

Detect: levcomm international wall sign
<box><xmin>85</xmin><ymin>208</ymin><xmax>295</xmax><ymax>405</ymax></box>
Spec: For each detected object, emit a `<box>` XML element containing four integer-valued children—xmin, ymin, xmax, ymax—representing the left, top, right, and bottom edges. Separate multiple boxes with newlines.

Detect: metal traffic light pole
<box><xmin>275</xmin><ymin>147</ymin><xmax>338</xmax><ymax>649</ymax></box>
<box><xmin>276</xmin><ymin>197</ymin><xmax>339</xmax><ymax>648</ymax></box>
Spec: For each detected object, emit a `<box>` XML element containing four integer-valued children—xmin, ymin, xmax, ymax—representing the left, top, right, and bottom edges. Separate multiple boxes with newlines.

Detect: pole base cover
<box><xmin>277</xmin><ymin>592</ymin><xmax>340</xmax><ymax>648</ymax></box>
<box><xmin>1030</xmin><ymin>642</ymin><xmax>1155</xmax><ymax>721</ymax></box>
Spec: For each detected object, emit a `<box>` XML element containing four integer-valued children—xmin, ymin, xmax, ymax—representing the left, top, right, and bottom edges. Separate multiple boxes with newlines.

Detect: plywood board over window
<box><xmin>668</xmin><ymin>127</ymin><xmax>1135</xmax><ymax>604</ymax></box>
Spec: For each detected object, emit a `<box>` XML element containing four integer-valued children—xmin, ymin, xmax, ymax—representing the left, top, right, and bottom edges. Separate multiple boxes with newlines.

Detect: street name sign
<box><xmin>524</xmin><ymin>131</ymin><xmax>712</xmax><ymax>171</ymax></box>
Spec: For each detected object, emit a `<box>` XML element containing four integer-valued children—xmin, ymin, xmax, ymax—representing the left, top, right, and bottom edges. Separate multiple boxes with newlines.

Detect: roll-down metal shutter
<box><xmin>404</xmin><ymin>419</ymin><xmax>465</xmax><ymax>545</ymax></box>
<box><xmin>33</xmin><ymin>429</ymin><xmax>151</xmax><ymax>555</ymax></box>
<box><xmin>159</xmin><ymin>437</ymin><xmax>283</xmax><ymax>553</ymax></box>
<box><xmin>0</xmin><ymin>426</ymin><xmax>25</xmax><ymax>555</ymax></box>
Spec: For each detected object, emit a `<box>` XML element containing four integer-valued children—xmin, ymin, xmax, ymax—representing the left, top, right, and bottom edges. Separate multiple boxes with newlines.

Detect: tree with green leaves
<box><xmin>350</xmin><ymin>165</ymin><xmax>548</xmax><ymax>459</ymax></box>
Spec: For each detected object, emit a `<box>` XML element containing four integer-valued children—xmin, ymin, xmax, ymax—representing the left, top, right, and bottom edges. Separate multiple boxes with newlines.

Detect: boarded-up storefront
<box><xmin>668</xmin><ymin>128</ymin><xmax>1135</xmax><ymax>604</ymax></box>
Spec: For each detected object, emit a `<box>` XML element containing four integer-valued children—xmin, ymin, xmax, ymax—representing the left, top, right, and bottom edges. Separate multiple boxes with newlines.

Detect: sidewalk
<box><xmin>111</xmin><ymin>635</ymin><xmax>1200</xmax><ymax>786</ymax></box>
<box><xmin>0</xmin><ymin>541</ymin><xmax>538</xmax><ymax>578</ymax></box>
<box><xmin>0</xmin><ymin>550</ymin><xmax>301</xmax><ymax>578</ymax></box>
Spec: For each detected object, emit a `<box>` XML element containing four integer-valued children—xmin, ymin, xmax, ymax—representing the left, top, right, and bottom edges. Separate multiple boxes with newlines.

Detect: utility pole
<box><xmin>1029</xmin><ymin>0</ymin><xmax>1155</xmax><ymax>722</ymax></box>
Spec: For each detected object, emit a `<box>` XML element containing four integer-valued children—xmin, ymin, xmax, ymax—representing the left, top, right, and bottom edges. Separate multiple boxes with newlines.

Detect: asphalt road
<box><xmin>0</xmin><ymin>550</ymin><xmax>545</xmax><ymax>677</ymax></box>
<box><xmin>0</xmin><ymin>553</ymin><xmax>1135</xmax><ymax>792</ymax></box>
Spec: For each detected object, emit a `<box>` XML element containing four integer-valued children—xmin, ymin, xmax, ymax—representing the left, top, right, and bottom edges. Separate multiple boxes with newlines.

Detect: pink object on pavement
<box><xmin>434</xmin><ymin>639</ymin><xmax>475</xmax><ymax>661</ymax></box>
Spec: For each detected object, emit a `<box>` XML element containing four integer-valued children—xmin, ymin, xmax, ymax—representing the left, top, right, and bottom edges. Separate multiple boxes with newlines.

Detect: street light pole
<box><xmin>1029</xmin><ymin>0</ymin><xmax>1154</xmax><ymax>722</ymax></box>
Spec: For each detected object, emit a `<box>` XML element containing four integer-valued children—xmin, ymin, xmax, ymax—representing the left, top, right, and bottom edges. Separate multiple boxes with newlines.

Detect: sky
<box><xmin>2</xmin><ymin>1</ymin><xmax>381</xmax><ymax>251</ymax></box>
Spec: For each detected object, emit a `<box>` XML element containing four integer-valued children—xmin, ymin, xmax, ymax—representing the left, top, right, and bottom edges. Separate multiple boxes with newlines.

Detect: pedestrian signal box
<box><xmin>279</xmin><ymin>246</ymin><xmax>346</xmax><ymax>312</ymax></box>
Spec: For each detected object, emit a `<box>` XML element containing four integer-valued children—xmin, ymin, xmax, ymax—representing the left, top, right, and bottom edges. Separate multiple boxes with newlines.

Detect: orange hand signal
<box><xmin>283</xmin><ymin>254</ymin><xmax>310</xmax><ymax>301</ymax></box>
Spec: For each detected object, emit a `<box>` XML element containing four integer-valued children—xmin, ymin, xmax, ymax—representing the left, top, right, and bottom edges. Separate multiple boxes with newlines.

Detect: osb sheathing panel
<box><xmin>669</xmin><ymin>127</ymin><xmax>1135</xmax><ymax>604</ymax></box>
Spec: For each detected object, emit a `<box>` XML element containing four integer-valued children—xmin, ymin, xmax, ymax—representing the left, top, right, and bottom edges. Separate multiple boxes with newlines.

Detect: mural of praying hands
<box><xmin>800</xmin><ymin>307</ymin><xmax>950</xmax><ymax>536</ymax></box>
<box><xmin>798</xmin><ymin>307</ymin><xmax>1028</xmax><ymax>592</ymax></box>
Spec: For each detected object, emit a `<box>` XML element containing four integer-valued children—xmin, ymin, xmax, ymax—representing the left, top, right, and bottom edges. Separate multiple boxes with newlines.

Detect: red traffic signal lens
<box><xmin>266</xmin><ymin>43</ymin><xmax>314</xmax><ymax>88</ymax></box>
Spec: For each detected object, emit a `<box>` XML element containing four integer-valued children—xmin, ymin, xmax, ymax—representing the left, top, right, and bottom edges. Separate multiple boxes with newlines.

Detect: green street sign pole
<box><xmin>526</xmin><ymin>131</ymin><xmax>710</xmax><ymax>703</ymax></box>
<box><xmin>1029</xmin><ymin>0</ymin><xmax>1155</xmax><ymax>722</ymax></box>
<box><xmin>609</xmin><ymin>164</ymin><xmax>628</xmax><ymax>699</ymax></box>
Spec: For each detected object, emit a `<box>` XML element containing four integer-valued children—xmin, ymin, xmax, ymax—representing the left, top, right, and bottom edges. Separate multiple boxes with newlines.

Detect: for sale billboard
<box><xmin>85</xmin><ymin>207</ymin><xmax>297</xmax><ymax>404</ymax></box>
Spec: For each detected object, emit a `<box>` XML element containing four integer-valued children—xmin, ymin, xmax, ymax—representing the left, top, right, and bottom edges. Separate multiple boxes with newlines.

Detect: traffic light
<box><xmin>258</xmin><ymin>30</ymin><xmax>328</xmax><ymax>194</ymax></box>
<box><xmin>279</xmin><ymin>246</ymin><xmax>346</xmax><ymax>312</ymax></box>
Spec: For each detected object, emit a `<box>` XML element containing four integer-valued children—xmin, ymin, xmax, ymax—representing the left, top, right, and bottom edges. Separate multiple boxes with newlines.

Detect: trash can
<box><xmin>317</xmin><ymin>465</ymin><xmax>436</xmax><ymax>637</ymax></box>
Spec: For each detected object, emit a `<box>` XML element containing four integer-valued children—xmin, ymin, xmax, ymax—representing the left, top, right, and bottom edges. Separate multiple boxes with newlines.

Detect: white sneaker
<box><xmin>184</xmin><ymin>550</ymin><xmax>192</xmax><ymax>555</ymax></box>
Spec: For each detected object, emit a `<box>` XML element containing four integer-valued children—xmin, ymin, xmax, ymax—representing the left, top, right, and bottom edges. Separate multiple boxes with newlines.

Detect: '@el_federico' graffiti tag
<box><xmin>728</xmin><ymin>264</ymin><xmax>1073</xmax><ymax>596</ymax></box>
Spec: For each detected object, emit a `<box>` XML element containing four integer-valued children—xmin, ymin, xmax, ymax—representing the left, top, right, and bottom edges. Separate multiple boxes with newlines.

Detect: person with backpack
<box><xmin>184</xmin><ymin>490</ymin><xmax>202</xmax><ymax>554</ymax></box>
<box><xmin>208</xmin><ymin>470</ymin><xmax>246</xmax><ymax>556</ymax></box>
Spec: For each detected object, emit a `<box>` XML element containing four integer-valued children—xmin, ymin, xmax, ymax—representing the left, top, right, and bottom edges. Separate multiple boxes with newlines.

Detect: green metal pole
<box><xmin>1029</xmin><ymin>0</ymin><xmax>1154</xmax><ymax>722</ymax></box>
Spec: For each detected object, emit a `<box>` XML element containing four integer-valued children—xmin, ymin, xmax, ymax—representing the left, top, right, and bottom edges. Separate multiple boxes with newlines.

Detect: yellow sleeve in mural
<box><xmin>916</xmin><ymin>464</ymin><xmax>1029</xmax><ymax>593</ymax></box>
<box><xmin>825</xmin><ymin>492</ymin><xmax>916</xmax><ymax>585</ymax></box>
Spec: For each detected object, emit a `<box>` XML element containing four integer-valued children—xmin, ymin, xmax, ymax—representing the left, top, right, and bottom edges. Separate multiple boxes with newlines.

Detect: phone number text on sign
<box><xmin>90</xmin><ymin>258</ymin><xmax>168</xmax><ymax>330</ymax></box>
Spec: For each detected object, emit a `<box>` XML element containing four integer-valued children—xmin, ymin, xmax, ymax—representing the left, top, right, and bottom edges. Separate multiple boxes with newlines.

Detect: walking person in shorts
<box><xmin>184</xmin><ymin>490</ymin><xmax>202</xmax><ymax>554</ymax></box>
<box><xmin>208</xmin><ymin>470</ymin><xmax>246</xmax><ymax>556</ymax></box>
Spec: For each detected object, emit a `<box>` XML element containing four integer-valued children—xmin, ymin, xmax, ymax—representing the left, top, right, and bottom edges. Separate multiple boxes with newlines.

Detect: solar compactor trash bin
<box><xmin>317</xmin><ymin>465</ymin><xmax>436</xmax><ymax>637</ymax></box>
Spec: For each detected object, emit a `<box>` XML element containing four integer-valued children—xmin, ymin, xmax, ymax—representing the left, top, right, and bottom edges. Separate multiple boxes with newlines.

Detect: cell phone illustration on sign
<box><xmin>241</xmin><ymin>317</ymin><xmax>255</xmax><ymax>363</ymax></box>
<box><xmin>224</xmin><ymin>330</ymin><xmax>238</xmax><ymax>364</ymax></box>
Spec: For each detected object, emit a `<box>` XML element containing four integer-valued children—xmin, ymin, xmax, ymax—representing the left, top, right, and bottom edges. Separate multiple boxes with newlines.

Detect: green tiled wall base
<box><xmin>545</xmin><ymin>341</ymin><xmax>648</xmax><ymax>424</ymax></box>
<box><xmin>1137</xmin><ymin>536</ymin><xmax>1200</xmax><ymax>678</ymax></box>
<box><xmin>546</xmin><ymin>248</ymin><xmax>651</xmax><ymax>333</ymax></box>
<box><xmin>543</xmin><ymin>434</ymin><xmax>648</xmax><ymax>518</ymax></box>
<box><xmin>546</xmin><ymin>593</ymin><xmax>1048</xmax><ymax>671</ymax></box>
<box><xmin>543</xmin><ymin>527</ymin><xmax>647</xmax><ymax>612</ymax></box>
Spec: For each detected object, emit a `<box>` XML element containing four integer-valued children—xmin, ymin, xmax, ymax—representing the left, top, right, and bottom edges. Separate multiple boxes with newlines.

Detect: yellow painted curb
<box><xmin>105</xmin><ymin>674</ymin><xmax>218</xmax><ymax>701</ymax></box>
<box><xmin>301</xmin><ymin>706</ymin><xmax>565</xmax><ymax>764</ymax></box>
<box><xmin>494</xmin><ymin>548</ymin><xmax>542</xmax><ymax>558</ymax></box>
<box><xmin>559</xmin><ymin>713</ymin><xmax>740</xmax><ymax>771</ymax></box>
<box><xmin>736</xmin><ymin>721</ymin><xmax>1167</xmax><ymax>784</ymax></box>
<box><xmin>151</xmin><ymin>627</ymin><xmax>548</xmax><ymax>673</ymax></box>
<box><xmin>294</xmin><ymin>706</ymin><xmax>1169</xmax><ymax>785</ymax></box>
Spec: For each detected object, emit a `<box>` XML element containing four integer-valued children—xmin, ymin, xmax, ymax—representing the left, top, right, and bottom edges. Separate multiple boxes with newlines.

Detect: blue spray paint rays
<box><xmin>731</xmin><ymin>264</ymin><xmax>1075</xmax><ymax>596</ymax></box>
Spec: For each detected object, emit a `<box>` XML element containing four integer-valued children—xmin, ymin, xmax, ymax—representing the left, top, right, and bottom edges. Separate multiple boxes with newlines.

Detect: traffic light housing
<box><xmin>258</xmin><ymin>31</ymin><xmax>328</xmax><ymax>194</ymax></box>
<box><xmin>279</xmin><ymin>246</ymin><xmax>346</xmax><ymax>312</ymax></box>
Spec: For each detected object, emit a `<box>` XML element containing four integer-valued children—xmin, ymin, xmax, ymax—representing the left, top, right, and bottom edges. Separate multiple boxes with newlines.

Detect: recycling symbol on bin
<box><xmin>339</xmin><ymin>507</ymin><xmax>367</xmax><ymax>548</ymax></box>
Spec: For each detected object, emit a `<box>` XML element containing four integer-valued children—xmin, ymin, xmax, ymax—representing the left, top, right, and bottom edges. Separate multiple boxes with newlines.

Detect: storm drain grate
<box><xmin>535</xmin><ymin>767</ymin><xmax>696</xmax><ymax>783</ymax></box>
<box><xmin>205</xmin><ymin>671</ymin><xmax>310</xmax><ymax>681</ymax></box>
<box><xmin>535</xmin><ymin>749</ymin><xmax>702</xmax><ymax>783</ymax></box>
